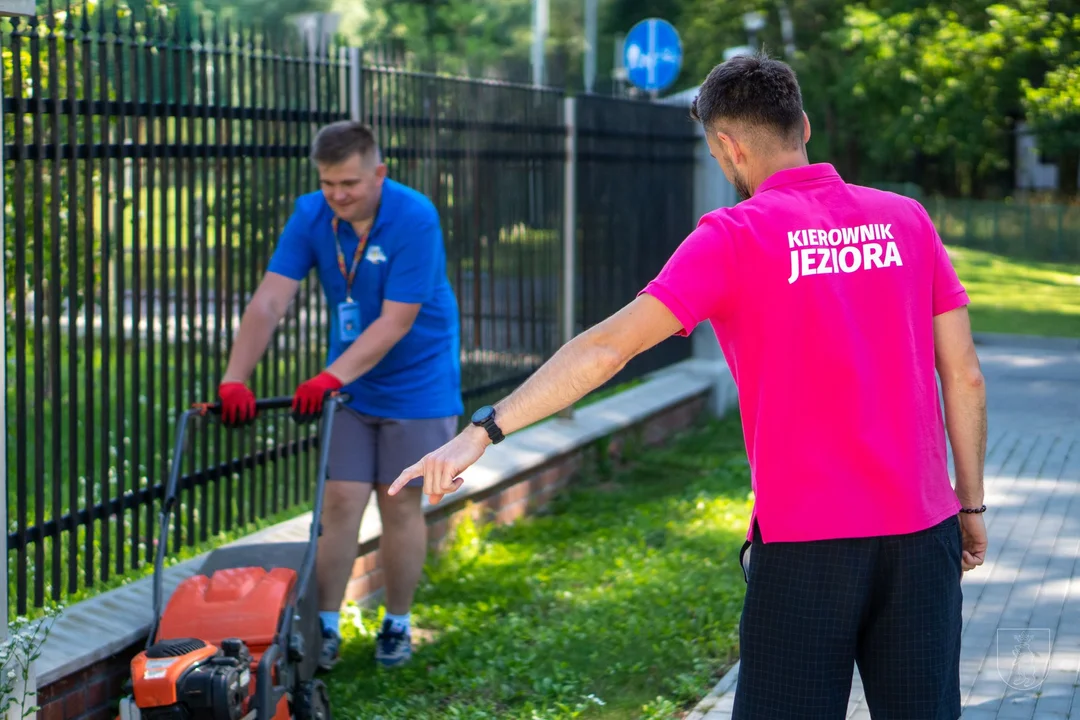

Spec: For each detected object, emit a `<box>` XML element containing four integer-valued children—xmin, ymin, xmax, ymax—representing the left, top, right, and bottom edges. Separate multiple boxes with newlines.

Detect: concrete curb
<box><xmin>684</xmin><ymin>661</ymin><xmax>740</xmax><ymax>720</ymax></box>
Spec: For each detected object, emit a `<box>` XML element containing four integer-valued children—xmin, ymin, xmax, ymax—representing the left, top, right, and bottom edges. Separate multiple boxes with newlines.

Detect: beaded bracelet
<box><xmin>960</xmin><ymin>505</ymin><xmax>987</xmax><ymax>514</ymax></box>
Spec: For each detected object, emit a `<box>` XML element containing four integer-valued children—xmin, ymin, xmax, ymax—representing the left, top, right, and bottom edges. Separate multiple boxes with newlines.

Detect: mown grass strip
<box><xmin>329</xmin><ymin>412</ymin><xmax>753</xmax><ymax>720</ymax></box>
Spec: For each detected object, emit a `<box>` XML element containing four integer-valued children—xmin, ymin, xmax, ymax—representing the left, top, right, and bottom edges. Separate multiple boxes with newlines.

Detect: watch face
<box><xmin>472</xmin><ymin>406</ymin><xmax>493</xmax><ymax>424</ymax></box>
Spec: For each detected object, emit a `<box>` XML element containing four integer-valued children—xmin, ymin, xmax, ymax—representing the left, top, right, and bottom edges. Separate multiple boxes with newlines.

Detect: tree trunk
<box><xmin>1058</xmin><ymin>147</ymin><xmax>1079</xmax><ymax>199</ymax></box>
<box><xmin>846</xmin><ymin>133</ymin><xmax>861</xmax><ymax>184</ymax></box>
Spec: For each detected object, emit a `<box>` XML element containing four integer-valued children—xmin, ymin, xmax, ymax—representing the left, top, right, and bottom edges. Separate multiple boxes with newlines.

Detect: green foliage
<box><xmin>362</xmin><ymin>0</ymin><xmax>533</xmax><ymax>77</ymax></box>
<box><xmin>326</xmin><ymin>413</ymin><xmax>752</xmax><ymax>719</ymax></box>
<box><xmin>1024</xmin><ymin>64</ymin><xmax>1080</xmax><ymax>143</ymax></box>
<box><xmin>0</xmin><ymin>606</ymin><xmax>63</xmax><ymax>718</ymax></box>
<box><xmin>1020</xmin><ymin>10</ymin><xmax>1080</xmax><ymax>193</ymax></box>
<box><xmin>59</xmin><ymin>0</ymin><xmax>1073</xmax><ymax>198</ymax></box>
<box><xmin>193</xmin><ymin>0</ymin><xmax>334</xmax><ymax>31</ymax></box>
<box><xmin>827</xmin><ymin>2</ymin><xmax>1050</xmax><ymax>194</ymax></box>
<box><xmin>652</xmin><ymin>0</ymin><xmax>1080</xmax><ymax>197</ymax></box>
<box><xmin>339</xmin><ymin>0</ymin><xmax>593</xmax><ymax>84</ymax></box>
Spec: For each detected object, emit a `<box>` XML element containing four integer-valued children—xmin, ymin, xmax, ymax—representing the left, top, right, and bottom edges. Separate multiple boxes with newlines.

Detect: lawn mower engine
<box><xmin>119</xmin><ymin>563</ymin><xmax>327</xmax><ymax>720</ymax></box>
<box><xmin>127</xmin><ymin>637</ymin><xmax>253</xmax><ymax>720</ymax></box>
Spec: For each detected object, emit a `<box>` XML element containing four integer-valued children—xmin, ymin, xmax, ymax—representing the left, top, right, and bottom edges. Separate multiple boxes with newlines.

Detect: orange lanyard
<box><xmin>332</xmin><ymin>217</ymin><xmax>371</xmax><ymax>302</ymax></box>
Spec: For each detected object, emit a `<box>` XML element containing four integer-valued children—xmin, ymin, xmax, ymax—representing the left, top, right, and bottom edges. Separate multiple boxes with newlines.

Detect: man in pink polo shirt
<box><xmin>390</xmin><ymin>51</ymin><xmax>988</xmax><ymax>719</ymax></box>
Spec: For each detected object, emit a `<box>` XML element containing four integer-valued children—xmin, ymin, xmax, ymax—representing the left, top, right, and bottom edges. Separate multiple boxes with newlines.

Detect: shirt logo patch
<box><xmin>365</xmin><ymin>245</ymin><xmax>387</xmax><ymax>265</ymax></box>
<box><xmin>786</xmin><ymin>223</ymin><xmax>903</xmax><ymax>284</ymax></box>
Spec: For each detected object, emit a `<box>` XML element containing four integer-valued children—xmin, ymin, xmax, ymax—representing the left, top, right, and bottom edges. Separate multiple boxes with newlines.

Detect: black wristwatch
<box><xmin>471</xmin><ymin>405</ymin><xmax>504</xmax><ymax>444</ymax></box>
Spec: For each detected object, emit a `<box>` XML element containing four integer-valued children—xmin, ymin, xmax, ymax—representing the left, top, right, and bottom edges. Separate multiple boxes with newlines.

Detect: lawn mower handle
<box><xmin>196</xmin><ymin>395</ymin><xmax>300</xmax><ymax>414</ymax></box>
<box><xmin>147</xmin><ymin>392</ymin><xmax>350</xmax><ymax>657</ymax></box>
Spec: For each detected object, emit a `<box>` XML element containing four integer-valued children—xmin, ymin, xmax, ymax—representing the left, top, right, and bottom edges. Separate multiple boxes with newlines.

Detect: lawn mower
<box><xmin>117</xmin><ymin>393</ymin><xmax>349</xmax><ymax>720</ymax></box>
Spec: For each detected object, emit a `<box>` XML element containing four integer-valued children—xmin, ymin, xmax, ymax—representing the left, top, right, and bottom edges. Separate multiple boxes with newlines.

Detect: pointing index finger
<box><xmin>388</xmin><ymin>463</ymin><xmax>420</xmax><ymax>496</ymax></box>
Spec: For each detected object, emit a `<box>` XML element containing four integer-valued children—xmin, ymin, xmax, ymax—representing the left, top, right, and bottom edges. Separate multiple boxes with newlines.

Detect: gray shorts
<box><xmin>327</xmin><ymin>408</ymin><xmax>459</xmax><ymax>488</ymax></box>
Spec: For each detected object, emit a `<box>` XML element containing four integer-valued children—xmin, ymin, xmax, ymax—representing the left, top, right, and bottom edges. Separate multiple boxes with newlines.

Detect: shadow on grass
<box><xmin>968</xmin><ymin>307</ymin><xmax>1080</xmax><ymax>339</ymax></box>
<box><xmin>951</xmin><ymin>250</ymin><xmax>1080</xmax><ymax>276</ymax></box>
<box><xmin>324</xmin><ymin>414</ymin><xmax>754</xmax><ymax>720</ymax></box>
<box><xmin>946</xmin><ymin>245</ymin><xmax>1080</xmax><ymax>339</ymax></box>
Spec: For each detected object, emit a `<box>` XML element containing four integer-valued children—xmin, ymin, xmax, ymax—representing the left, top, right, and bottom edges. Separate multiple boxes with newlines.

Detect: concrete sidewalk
<box><xmin>687</xmin><ymin>339</ymin><xmax>1080</xmax><ymax>719</ymax></box>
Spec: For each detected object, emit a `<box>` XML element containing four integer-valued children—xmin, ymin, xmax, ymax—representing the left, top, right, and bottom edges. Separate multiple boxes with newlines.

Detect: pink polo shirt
<box><xmin>641</xmin><ymin>163</ymin><xmax>968</xmax><ymax>543</ymax></box>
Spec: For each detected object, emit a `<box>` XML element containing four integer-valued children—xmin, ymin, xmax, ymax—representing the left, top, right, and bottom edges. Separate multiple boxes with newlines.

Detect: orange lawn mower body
<box><xmin>117</xmin><ymin>395</ymin><xmax>347</xmax><ymax>720</ymax></box>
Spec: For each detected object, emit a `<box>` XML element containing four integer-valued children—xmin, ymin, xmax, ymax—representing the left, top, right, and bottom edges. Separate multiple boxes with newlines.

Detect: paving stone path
<box><xmin>687</xmin><ymin>335</ymin><xmax>1080</xmax><ymax>720</ymax></box>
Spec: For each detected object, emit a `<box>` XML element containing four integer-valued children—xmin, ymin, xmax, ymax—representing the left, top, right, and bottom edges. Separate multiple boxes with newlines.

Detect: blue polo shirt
<box><xmin>266</xmin><ymin>178</ymin><xmax>463</xmax><ymax>420</ymax></box>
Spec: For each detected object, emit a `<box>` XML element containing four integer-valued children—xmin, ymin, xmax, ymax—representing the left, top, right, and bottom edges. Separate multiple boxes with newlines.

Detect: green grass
<box><xmin>327</xmin><ymin>412</ymin><xmax>753</xmax><ymax>720</ymax></box>
<box><xmin>947</xmin><ymin>245</ymin><xmax>1080</xmax><ymax>338</ymax></box>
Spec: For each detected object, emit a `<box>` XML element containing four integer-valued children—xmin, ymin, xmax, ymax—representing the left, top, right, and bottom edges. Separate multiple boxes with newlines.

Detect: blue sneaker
<box><xmin>318</xmin><ymin>628</ymin><xmax>340</xmax><ymax>672</ymax></box>
<box><xmin>374</xmin><ymin>618</ymin><xmax>412</xmax><ymax>667</ymax></box>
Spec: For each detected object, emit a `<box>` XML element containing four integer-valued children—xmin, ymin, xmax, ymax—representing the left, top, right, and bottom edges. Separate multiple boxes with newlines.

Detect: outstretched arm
<box><xmin>388</xmin><ymin>293</ymin><xmax>686</xmax><ymax>502</ymax></box>
<box><xmin>491</xmin><ymin>294</ymin><xmax>683</xmax><ymax>435</ymax></box>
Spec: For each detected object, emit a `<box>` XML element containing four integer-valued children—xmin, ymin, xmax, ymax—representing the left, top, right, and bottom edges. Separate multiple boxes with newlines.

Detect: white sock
<box><xmin>384</xmin><ymin>611</ymin><xmax>410</xmax><ymax>634</ymax></box>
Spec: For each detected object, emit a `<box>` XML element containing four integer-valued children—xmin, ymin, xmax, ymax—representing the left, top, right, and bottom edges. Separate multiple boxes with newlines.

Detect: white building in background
<box><xmin>1015</xmin><ymin>120</ymin><xmax>1080</xmax><ymax>192</ymax></box>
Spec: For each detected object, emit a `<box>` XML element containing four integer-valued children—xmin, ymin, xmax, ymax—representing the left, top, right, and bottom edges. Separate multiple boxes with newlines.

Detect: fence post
<box><xmin>0</xmin><ymin>13</ymin><xmax>8</xmax><ymax>648</ymax></box>
<box><xmin>0</xmin><ymin>0</ymin><xmax>34</xmax><ymax>633</ymax></box>
<box><xmin>343</xmin><ymin>46</ymin><xmax>362</xmax><ymax>122</ymax></box>
<box><xmin>1057</xmin><ymin>203</ymin><xmax>1064</xmax><ymax>262</ymax></box>
<box><xmin>557</xmin><ymin>96</ymin><xmax>577</xmax><ymax>420</ymax></box>
<box><xmin>2</xmin><ymin>6</ymin><xmax>35</xmax><ymax>716</ymax></box>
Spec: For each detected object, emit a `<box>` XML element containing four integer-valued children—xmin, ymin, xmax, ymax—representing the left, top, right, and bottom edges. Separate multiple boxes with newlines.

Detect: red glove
<box><xmin>218</xmin><ymin>382</ymin><xmax>257</xmax><ymax>427</ymax></box>
<box><xmin>292</xmin><ymin>372</ymin><xmax>344</xmax><ymax>423</ymax></box>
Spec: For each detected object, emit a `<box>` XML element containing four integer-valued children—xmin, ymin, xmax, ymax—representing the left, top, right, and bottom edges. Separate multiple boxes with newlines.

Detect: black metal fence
<box><xmin>575</xmin><ymin>95</ymin><xmax>699</xmax><ymax>385</ymax></box>
<box><xmin>2</xmin><ymin>6</ymin><xmax>697</xmax><ymax>616</ymax></box>
<box><xmin>875</xmin><ymin>182</ymin><xmax>1080</xmax><ymax>263</ymax></box>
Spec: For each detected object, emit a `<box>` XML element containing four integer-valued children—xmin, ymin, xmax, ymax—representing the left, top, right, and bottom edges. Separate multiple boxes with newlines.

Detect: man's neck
<box><xmin>749</xmin><ymin>151</ymin><xmax>810</xmax><ymax>196</ymax></box>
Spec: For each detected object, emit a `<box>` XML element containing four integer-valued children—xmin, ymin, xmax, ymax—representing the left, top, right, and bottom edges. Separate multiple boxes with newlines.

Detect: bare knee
<box><xmin>322</xmin><ymin>481</ymin><xmax>371</xmax><ymax>526</ymax></box>
<box><xmin>375</xmin><ymin>485</ymin><xmax>423</xmax><ymax>525</ymax></box>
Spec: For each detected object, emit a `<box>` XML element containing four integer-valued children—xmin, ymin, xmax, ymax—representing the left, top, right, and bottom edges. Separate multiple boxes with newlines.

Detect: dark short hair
<box><xmin>690</xmin><ymin>51</ymin><xmax>804</xmax><ymax>146</ymax></box>
<box><xmin>310</xmin><ymin>121</ymin><xmax>381</xmax><ymax>166</ymax></box>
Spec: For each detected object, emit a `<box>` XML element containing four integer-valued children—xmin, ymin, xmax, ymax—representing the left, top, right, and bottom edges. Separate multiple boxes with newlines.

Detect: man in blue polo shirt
<box><xmin>216</xmin><ymin>121</ymin><xmax>463</xmax><ymax>670</ymax></box>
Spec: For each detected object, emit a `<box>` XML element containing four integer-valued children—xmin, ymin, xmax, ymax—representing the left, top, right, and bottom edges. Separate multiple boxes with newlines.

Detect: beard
<box><xmin>718</xmin><ymin>151</ymin><xmax>753</xmax><ymax>201</ymax></box>
<box><xmin>731</xmin><ymin>169</ymin><xmax>753</xmax><ymax>201</ymax></box>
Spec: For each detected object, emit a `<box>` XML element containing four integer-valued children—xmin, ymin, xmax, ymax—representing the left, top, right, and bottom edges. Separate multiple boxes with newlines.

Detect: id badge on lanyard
<box><xmin>333</xmin><ymin>217</ymin><xmax>370</xmax><ymax>343</ymax></box>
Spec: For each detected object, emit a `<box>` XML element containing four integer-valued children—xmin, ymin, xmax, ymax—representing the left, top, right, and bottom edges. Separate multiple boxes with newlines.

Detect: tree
<box><xmin>1021</xmin><ymin>11</ymin><xmax>1080</xmax><ymax>196</ymax></box>
<box><xmin>194</xmin><ymin>0</ymin><xmax>333</xmax><ymax>31</ymax></box>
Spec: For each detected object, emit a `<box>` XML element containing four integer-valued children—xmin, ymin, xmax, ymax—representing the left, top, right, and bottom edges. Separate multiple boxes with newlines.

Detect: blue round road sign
<box><xmin>623</xmin><ymin>18</ymin><xmax>683</xmax><ymax>92</ymax></box>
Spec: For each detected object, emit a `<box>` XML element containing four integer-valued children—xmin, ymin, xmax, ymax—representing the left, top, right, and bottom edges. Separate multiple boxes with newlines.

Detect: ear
<box><xmin>802</xmin><ymin>112</ymin><xmax>811</xmax><ymax>144</ymax></box>
<box><xmin>374</xmin><ymin>162</ymin><xmax>388</xmax><ymax>181</ymax></box>
<box><xmin>715</xmin><ymin>130</ymin><xmax>743</xmax><ymax>165</ymax></box>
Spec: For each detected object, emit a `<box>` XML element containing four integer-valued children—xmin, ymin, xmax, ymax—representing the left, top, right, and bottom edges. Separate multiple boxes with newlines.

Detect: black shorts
<box><xmin>733</xmin><ymin>514</ymin><xmax>964</xmax><ymax>720</ymax></box>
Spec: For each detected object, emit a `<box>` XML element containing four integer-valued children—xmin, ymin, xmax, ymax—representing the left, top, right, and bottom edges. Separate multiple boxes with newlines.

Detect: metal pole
<box><xmin>558</xmin><ymin>97</ymin><xmax>577</xmax><ymax>420</ymax></box>
<box><xmin>531</xmin><ymin>0</ymin><xmax>548</xmax><ymax>87</ymax></box>
<box><xmin>338</xmin><ymin>46</ymin><xmax>347</xmax><ymax>116</ymax></box>
<box><xmin>778</xmin><ymin>2</ymin><xmax>796</xmax><ymax>58</ymax></box>
<box><xmin>612</xmin><ymin>33</ymin><xmax>626</xmax><ymax>96</ymax></box>
<box><xmin>348</xmin><ymin>47</ymin><xmax>362</xmax><ymax>123</ymax></box>
<box><xmin>583</xmin><ymin>0</ymin><xmax>597</xmax><ymax>93</ymax></box>
<box><xmin>1</xmin><ymin>0</ymin><xmax>34</xmax><ymax>696</ymax></box>
<box><xmin>0</xmin><ymin>22</ymin><xmax>8</xmax><ymax>641</ymax></box>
